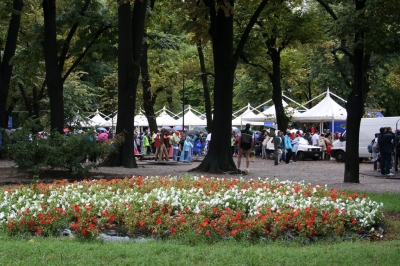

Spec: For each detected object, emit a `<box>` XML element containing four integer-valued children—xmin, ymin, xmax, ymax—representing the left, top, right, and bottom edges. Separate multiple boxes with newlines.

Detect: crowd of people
<box><xmin>232</xmin><ymin>123</ymin><xmax>335</xmax><ymax>173</ymax></box>
<box><xmin>133</xmin><ymin>129</ymin><xmax>209</xmax><ymax>163</ymax></box>
<box><xmin>370</xmin><ymin>126</ymin><xmax>399</xmax><ymax>176</ymax></box>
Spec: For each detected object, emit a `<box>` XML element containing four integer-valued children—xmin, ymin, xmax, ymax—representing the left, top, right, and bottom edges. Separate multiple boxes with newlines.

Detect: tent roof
<box><xmin>88</xmin><ymin>110</ymin><xmax>108</xmax><ymax>126</ymax></box>
<box><xmin>156</xmin><ymin>107</ymin><xmax>175</xmax><ymax>126</ymax></box>
<box><xmin>292</xmin><ymin>90</ymin><xmax>346</xmax><ymax>122</ymax></box>
<box><xmin>162</xmin><ymin>106</ymin><xmax>206</xmax><ymax>127</ymax></box>
<box><xmin>232</xmin><ymin>104</ymin><xmax>265</xmax><ymax>126</ymax></box>
<box><xmin>183</xmin><ymin>106</ymin><xmax>206</xmax><ymax>126</ymax></box>
<box><xmin>134</xmin><ymin>111</ymin><xmax>149</xmax><ymax>126</ymax></box>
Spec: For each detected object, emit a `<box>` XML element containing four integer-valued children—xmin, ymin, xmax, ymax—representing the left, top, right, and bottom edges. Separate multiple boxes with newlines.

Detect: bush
<box><xmin>6</xmin><ymin>130</ymin><xmax>114</xmax><ymax>175</ymax></box>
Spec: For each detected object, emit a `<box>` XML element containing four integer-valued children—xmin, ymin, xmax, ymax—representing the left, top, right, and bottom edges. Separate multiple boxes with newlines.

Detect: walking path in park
<box><xmin>0</xmin><ymin>158</ymin><xmax>399</xmax><ymax>194</ymax></box>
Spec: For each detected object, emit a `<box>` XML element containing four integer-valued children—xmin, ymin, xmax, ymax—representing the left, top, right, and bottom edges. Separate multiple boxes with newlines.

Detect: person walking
<box><xmin>237</xmin><ymin>123</ymin><xmax>254</xmax><ymax>173</ymax></box>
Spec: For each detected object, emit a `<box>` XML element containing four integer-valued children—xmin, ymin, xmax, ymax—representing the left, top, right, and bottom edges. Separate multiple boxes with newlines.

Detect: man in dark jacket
<box><xmin>378</xmin><ymin>127</ymin><xmax>395</xmax><ymax>176</ymax></box>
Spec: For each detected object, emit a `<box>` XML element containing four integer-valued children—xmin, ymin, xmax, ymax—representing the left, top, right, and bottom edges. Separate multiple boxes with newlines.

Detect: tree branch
<box><xmin>240</xmin><ymin>53</ymin><xmax>268</xmax><ymax>72</ymax></box>
<box><xmin>62</xmin><ymin>25</ymin><xmax>111</xmax><ymax>82</ymax></box>
<box><xmin>233</xmin><ymin>0</ymin><xmax>269</xmax><ymax>70</ymax></box>
<box><xmin>315</xmin><ymin>0</ymin><xmax>338</xmax><ymax>20</ymax></box>
<box><xmin>59</xmin><ymin>0</ymin><xmax>91</xmax><ymax>71</ymax></box>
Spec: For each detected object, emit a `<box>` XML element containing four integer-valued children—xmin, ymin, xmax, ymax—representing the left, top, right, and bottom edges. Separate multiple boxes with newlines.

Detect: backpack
<box><xmin>372</xmin><ymin>140</ymin><xmax>380</xmax><ymax>153</ymax></box>
<box><xmin>367</xmin><ymin>139</ymin><xmax>375</xmax><ymax>153</ymax></box>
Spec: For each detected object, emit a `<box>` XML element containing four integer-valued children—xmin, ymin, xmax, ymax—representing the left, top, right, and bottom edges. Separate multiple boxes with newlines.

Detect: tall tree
<box><xmin>42</xmin><ymin>0</ymin><xmax>64</xmax><ymax>133</ymax></box>
<box><xmin>104</xmin><ymin>0</ymin><xmax>147</xmax><ymax>167</ymax></box>
<box><xmin>315</xmin><ymin>0</ymin><xmax>400</xmax><ymax>182</ymax></box>
<box><xmin>192</xmin><ymin>0</ymin><xmax>269</xmax><ymax>173</ymax></box>
<box><xmin>0</xmin><ymin>0</ymin><xmax>23</xmax><ymax>129</ymax></box>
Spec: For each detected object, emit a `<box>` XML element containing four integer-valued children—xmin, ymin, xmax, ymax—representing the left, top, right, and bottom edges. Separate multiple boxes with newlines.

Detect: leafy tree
<box><xmin>0</xmin><ymin>0</ymin><xmax>23</xmax><ymax>129</ymax></box>
<box><xmin>315</xmin><ymin>0</ymin><xmax>400</xmax><ymax>183</ymax></box>
<box><xmin>103</xmin><ymin>0</ymin><xmax>147</xmax><ymax>168</ymax></box>
<box><xmin>192</xmin><ymin>0</ymin><xmax>269</xmax><ymax>173</ymax></box>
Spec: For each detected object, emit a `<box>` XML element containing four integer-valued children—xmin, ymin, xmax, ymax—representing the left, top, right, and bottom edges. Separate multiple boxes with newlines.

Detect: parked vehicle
<box><xmin>331</xmin><ymin>117</ymin><xmax>400</xmax><ymax>162</ymax></box>
<box><xmin>265</xmin><ymin>137</ymin><xmax>323</xmax><ymax>160</ymax></box>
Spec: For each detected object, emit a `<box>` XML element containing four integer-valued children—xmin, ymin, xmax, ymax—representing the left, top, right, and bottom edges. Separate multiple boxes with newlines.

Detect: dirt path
<box><xmin>0</xmin><ymin>158</ymin><xmax>399</xmax><ymax>193</ymax></box>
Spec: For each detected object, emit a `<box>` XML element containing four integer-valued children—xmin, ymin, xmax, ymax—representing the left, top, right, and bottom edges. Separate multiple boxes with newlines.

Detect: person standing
<box><xmin>142</xmin><ymin>133</ymin><xmax>150</xmax><ymax>155</ymax></box>
<box><xmin>170</xmin><ymin>131</ymin><xmax>181</xmax><ymax>161</ymax></box>
<box><xmin>378</xmin><ymin>127</ymin><xmax>395</xmax><ymax>176</ymax></box>
<box><xmin>284</xmin><ymin>130</ymin><xmax>293</xmax><ymax>164</ymax></box>
<box><xmin>291</xmin><ymin>132</ymin><xmax>301</xmax><ymax>162</ymax></box>
<box><xmin>311</xmin><ymin>131</ymin><xmax>319</xmax><ymax>146</ymax></box>
<box><xmin>180</xmin><ymin>135</ymin><xmax>193</xmax><ymax>163</ymax></box>
<box><xmin>261</xmin><ymin>131</ymin><xmax>270</xmax><ymax>159</ymax></box>
<box><xmin>237</xmin><ymin>123</ymin><xmax>254</xmax><ymax>173</ymax></box>
<box><xmin>372</xmin><ymin>133</ymin><xmax>380</xmax><ymax>171</ymax></box>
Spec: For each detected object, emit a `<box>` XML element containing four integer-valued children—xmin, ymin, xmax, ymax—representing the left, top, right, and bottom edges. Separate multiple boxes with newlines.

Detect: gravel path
<box><xmin>1</xmin><ymin>158</ymin><xmax>399</xmax><ymax>194</ymax></box>
<box><xmin>90</xmin><ymin>158</ymin><xmax>400</xmax><ymax>194</ymax></box>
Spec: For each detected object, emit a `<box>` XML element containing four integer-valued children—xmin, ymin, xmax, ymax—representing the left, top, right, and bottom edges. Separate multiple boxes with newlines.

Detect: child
<box><xmin>193</xmin><ymin>138</ymin><xmax>202</xmax><ymax>158</ymax></box>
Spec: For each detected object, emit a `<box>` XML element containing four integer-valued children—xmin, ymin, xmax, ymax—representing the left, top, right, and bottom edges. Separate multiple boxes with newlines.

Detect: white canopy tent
<box><xmin>291</xmin><ymin>89</ymin><xmax>347</xmax><ymax>133</ymax></box>
<box><xmin>232</xmin><ymin>103</ymin><xmax>265</xmax><ymax>127</ymax></box>
<box><xmin>155</xmin><ymin>106</ymin><xmax>176</xmax><ymax>126</ymax></box>
<box><xmin>134</xmin><ymin>110</ymin><xmax>149</xmax><ymax>127</ymax></box>
<box><xmin>162</xmin><ymin>105</ymin><xmax>206</xmax><ymax>128</ymax></box>
<box><xmin>183</xmin><ymin>106</ymin><xmax>207</xmax><ymax>127</ymax></box>
<box><xmin>88</xmin><ymin>110</ymin><xmax>108</xmax><ymax>127</ymax></box>
<box><xmin>240</xmin><ymin>98</ymin><xmax>306</xmax><ymax>129</ymax></box>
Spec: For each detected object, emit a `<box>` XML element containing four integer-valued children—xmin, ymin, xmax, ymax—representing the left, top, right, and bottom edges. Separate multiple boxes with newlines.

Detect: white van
<box><xmin>331</xmin><ymin>117</ymin><xmax>400</xmax><ymax>162</ymax></box>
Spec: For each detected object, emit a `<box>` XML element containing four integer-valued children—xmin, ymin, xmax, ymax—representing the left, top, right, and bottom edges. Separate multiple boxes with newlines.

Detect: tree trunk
<box><xmin>43</xmin><ymin>0</ymin><xmax>64</xmax><ymax>133</ymax></box>
<box><xmin>141</xmin><ymin>42</ymin><xmax>158</xmax><ymax>133</ymax></box>
<box><xmin>104</xmin><ymin>0</ymin><xmax>147</xmax><ymax>168</ymax></box>
<box><xmin>196</xmin><ymin>40</ymin><xmax>213</xmax><ymax>133</ymax></box>
<box><xmin>192</xmin><ymin>0</ymin><xmax>236</xmax><ymax>173</ymax></box>
<box><xmin>268</xmin><ymin>48</ymin><xmax>288</xmax><ymax>131</ymax></box>
<box><xmin>0</xmin><ymin>0</ymin><xmax>23</xmax><ymax>128</ymax></box>
<box><xmin>343</xmin><ymin>0</ymin><xmax>370</xmax><ymax>183</ymax></box>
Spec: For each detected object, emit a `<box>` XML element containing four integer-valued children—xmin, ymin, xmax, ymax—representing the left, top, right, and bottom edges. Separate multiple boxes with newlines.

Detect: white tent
<box><xmin>156</xmin><ymin>106</ymin><xmax>175</xmax><ymax>126</ymax></box>
<box><xmin>162</xmin><ymin>106</ymin><xmax>206</xmax><ymax>128</ymax></box>
<box><xmin>134</xmin><ymin>110</ymin><xmax>149</xmax><ymax>127</ymax></box>
<box><xmin>88</xmin><ymin>110</ymin><xmax>108</xmax><ymax>126</ymax></box>
<box><xmin>291</xmin><ymin>89</ymin><xmax>347</xmax><ymax>132</ymax></box>
<box><xmin>232</xmin><ymin>103</ymin><xmax>265</xmax><ymax>126</ymax></box>
<box><xmin>183</xmin><ymin>106</ymin><xmax>206</xmax><ymax>127</ymax></box>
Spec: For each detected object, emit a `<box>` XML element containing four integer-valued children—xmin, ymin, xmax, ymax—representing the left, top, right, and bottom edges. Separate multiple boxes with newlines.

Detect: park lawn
<box><xmin>0</xmin><ymin>234</ymin><xmax>399</xmax><ymax>265</ymax></box>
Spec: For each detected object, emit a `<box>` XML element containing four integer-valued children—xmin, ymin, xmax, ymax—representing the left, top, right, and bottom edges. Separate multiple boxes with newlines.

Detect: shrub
<box><xmin>6</xmin><ymin>130</ymin><xmax>114</xmax><ymax>175</ymax></box>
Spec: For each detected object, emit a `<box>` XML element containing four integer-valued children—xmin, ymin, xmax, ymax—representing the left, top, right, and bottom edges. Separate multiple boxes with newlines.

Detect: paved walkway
<box><xmin>1</xmin><ymin>158</ymin><xmax>399</xmax><ymax>193</ymax></box>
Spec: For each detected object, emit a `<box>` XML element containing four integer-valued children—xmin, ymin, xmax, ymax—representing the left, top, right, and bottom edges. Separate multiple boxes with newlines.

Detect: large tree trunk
<box><xmin>141</xmin><ymin>42</ymin><xmax>158</xmax><ymax>133</ymax></box>
<box><xmin>192</xmin><ymin>0</ymin><xmax>268</xmax><ymax>173</ymax></box>
<box><xmin>0</xmin><ymin>0</ymin><xmax>23</xmax><ymax>129</ymax></box>
<box><xmin>343</xmin><ymin>0</ymin><xmax>370</xmax><ymax>183</ymax></box>
<box><xmin>43</xmin><ymin>0</ymin><xmax>64</xmax><ymax>133</ymax></box>
<box><xmin>196</xmin><ymin>40</ymin><xmax>213</xmax><ymax>133</ymax></box>
<box><xmin>104</xmin><ymin>0</ymin><xmax>147</xmax><ymax>167</ymax></box>
<box><xmin>268</xmin><ymin>48</ymin><xmax>288</xmax><ymax>131</ymax></box>
<box><xmin>192</xmin><ymin>0</ymin><xmax>236</xmax><ymax>173</ymax></box>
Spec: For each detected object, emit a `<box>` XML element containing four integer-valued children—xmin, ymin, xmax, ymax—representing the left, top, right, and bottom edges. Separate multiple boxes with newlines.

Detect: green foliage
<box><xmin>5</xmin><ymin>130</ymin><xmax>114</xmax><ymax>175</ymax></box>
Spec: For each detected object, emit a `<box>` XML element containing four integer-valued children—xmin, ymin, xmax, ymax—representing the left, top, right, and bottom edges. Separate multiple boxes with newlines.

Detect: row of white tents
<box><xmin>80</xmin><ymin>89</ymin><xmax>348</xmax><ymax>131</ymax></box>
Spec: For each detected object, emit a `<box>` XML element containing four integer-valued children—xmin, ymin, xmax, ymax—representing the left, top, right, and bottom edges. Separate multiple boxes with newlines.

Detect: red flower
<box><xmin>156</xmin><ymin>218</ymin><xmax>162</xmax><ymax>225</ymax></box>
<box><xmin>205</xmin><ymin>230</ymin><xmax>210</xmax><ymax>235</ymax></box>
<box><xmin>36</xmin><ymin>228</ymin><xmax>42</xmax><ymax>235</ymax></box>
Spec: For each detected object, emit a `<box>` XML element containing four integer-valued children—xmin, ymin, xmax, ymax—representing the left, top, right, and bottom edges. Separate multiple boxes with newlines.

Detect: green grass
<box><xmin>0</xmin><ymin>235</ymin><xmax>399</xmax><ymax>265</ymax></box>
<box><xmin>363</xmin><ymin>192</ymin><xmax>400</xmax><ymax>213</ymax></box>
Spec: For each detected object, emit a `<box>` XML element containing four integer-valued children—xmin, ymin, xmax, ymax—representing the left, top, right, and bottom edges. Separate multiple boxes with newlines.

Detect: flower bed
<box><xmin>0</xmin><ymin>176</ymin><xmax>383</xmax><ymax>239</ymax></box>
